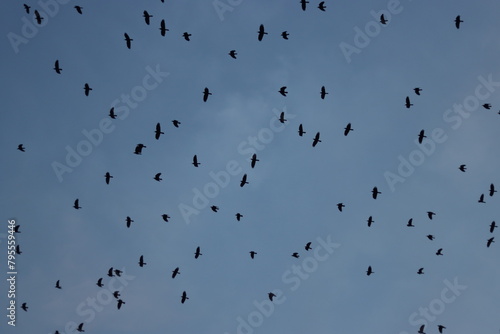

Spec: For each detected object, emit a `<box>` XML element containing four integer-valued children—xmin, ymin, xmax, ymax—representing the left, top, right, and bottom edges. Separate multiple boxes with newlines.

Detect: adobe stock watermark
<box><xmin>7</xmin><ymin>0</ymin><xmax>72</xmax><ymax>54</ymax></box>
<box><xmin>213</xmin><ymin>0</ymin><xmax>243</xmax><ymax>21</ymax></box>
<box><xmin>384</xmin><ymin>74</ymin><xmax>500</xmax><ymax>192</ymax></box>
<box><xmin>339</xmin><ymin>0</ymin><xmax>411</xmax><ymax>64</ymax></box>
<box><xmin>399</xmin><ymin>277</ymin><xmax>467</xmax><ymax>334</ymax></box>
<box><xmin>51</xmin><ymin>64</ymin><xmax>169</xmax><ymax>183</ymax></box>
<box><xmin>50</xmin><ymin>268</ymin><xmax>135</xmax><ymax>334</ymax></box>
<box><xmin>223</xmin><ymin>235</ymin><xmax>340</xmax><ymax>334</ymax></box>
<box><xmin>178</xmin><ymin>106</ymin><xmax>296</xmax><ymax>224</ymax></box>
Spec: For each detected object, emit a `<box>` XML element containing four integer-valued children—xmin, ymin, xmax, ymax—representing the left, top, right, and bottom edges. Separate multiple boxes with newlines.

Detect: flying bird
<box><xmin>251</xmin><ymin>153</ymin><xmax>259</xmax><ymax>168</ymax></box>
<box><xmin>418</xmin><ymin>130</ymin><xmax>426</xmax><ymax>144</ymax></box>
<box><xmin>14</xmin><ymin>225</ymin><xmax>21</xmax><ymax>233</ymax></box>
<box><xmin>54</xmin><ymin>60</ymin><xmax>62</xmax><ymax>74</ymax></box>
<box><xmin>117</xmin><ymin>299</ymin><xmax>125</xmax><ymax>310</ymax></box>
<box><xmin>380</xmin><ymin>14</ymin><xmax>388</xmax><ymax>24</ymax></box>
<box><xmin>154</xmin><ymin>173</ymin><xmax>162</xmax><ymax>181</ymax></box>
<box><xmin>292</xmin><ymin>252</ymin><xmax>300</xmax><ymax>258</ymax></box>
<box><xmin>203</xmin><ymin>87</ymin><xmax>212</xmax><ymax>102</ymax></box>
<box><xmin>427</xmin><ymin>234</ymin><xmax>435</xmax><ymax>241</ymax></box>
<box><xmin>96</xmin><ymin>278</ymin><xmax>103</xmax><ymax>287</ymax></box>
<box><xmin>108</xmin><ymin>267</ymin><xmax>114</xmax><ymax>277</ymax></box>
<box><xmin>489</xmin><ymin>221</ymin><xmax>497</xmax><ymax>233</ymax></box>
<box><xmin>143</xmin><ymin>10</ymin><xmax>153</xmax><ymax>25</ymax></box>
<box><xmin>74</xmin><ymin>6</ymin><xmax>83</xmax><ymax>14</ymax></box>
<box><xmin>405</xmin><ymin>96</ymin><xmax>413</xmax><ymax>109</ymax></box>
<box><xmin>194</xmin><ymin>247</ymin><xmax>202</xmax><ymax>259</ymax></box>
<box><xmin>134</xmin><ymin>144</ymin><xmax>146</xmax><ymax>155</ymax></box>
<box><xmin>478</xmin><ymin>194</ymin><xmax>485</xmax><ymax>203</ymax></box>
<box><xmin>183</xmin><ymin>32</ymin><xmax>192</xmax><ymax>41</ymax></box>
<box><xmin>318</xmin><ymin>1</ymin><xmax>326</xmax><ymax>11</ymax></box>
<box><xmin>489</xmin><ymin>184</ymin><xmax>496</xmax><ymax>196</ymax></box>
<box><xmin>73</xmin><ymin>199</ymin><xmax>81</xmax><ymax>209</ymax></box>
<box><xmin>16</xmin><ymin>245</ymin><xmax>22</xmax><ymax>254</ymax></box>
<box><xmin>438</xmin><ymin>325</ymin><xmax>446</xmax><ymax>333</ymax></box>
<box><xmin>17</xmin><ymin>144</ymin><xmax>25</xmax><ymax>152</ymax></box>
<box><xmin>312</xmin><ymin>132</ymin><xmax>321</xmax><ymax>147</ymax></box>
<box><xmin>372</xmin><ymin>187</ymin><xmax>381</xmax><ymax>199</ymax></box>
<box><xmin>278</xmin><ymin>111</ymin><xmax>287</xmax><ymax>123</ymax></box>
<box><xmin>407</xmin><ymin>218</ymin><xmax>414</xmax><ymax>227</ymax></box>
<box><xmin>367</xmin><ymin>216</ymin><xmax>374</xmax><ymax>227</ymax></box>
<box><xmin>320</xmin><ymin>86</ymin><xmax>328</xmax><ymax>99</ymax></box>
<box><xmin>84</xmin><ymin>83</ymin><xmax>92</xmax><ymax>96</ymax></box>
<box><xmin>125</xmin><ymin>216</ymin><xmax>134</xmax><ymax>228</ymax></box>
<box><xmin>211</xmin><ymin>205</ymin><xmax>219</xmax><ymax>212</ymax></box>
<box><xmin>181</xmin><ymin>291</ymin><xmax>189</xmax><ymax>303</ymax></box>
<box><xmin>458</xmin><ymin>164</ymin><xmax>466</xmax><ymax>172</ymax></box>
<box><xmin>455</xmin><ymin>15</ymin><xmax>463</xmax><ymax>29</ymax></box>
<box><xmin>162</xmin><ymin>214</ymin><xmax>170</xmax><ymax>222</ymax></box>
<box><xmin>249</xmin><ymin>251</ymin><xmax>257</xmax><ymax>259</ymax></box>
<box><xmin>229</xmin><ymin>50</ymin><xmax>237</xmax><ymax>59</ymax></box>
<box><xmin>172</xmin><ymin>120</ymin><xmax>181</xmax><ymax>127</ymax></box>
<box><xmin>305</xmin><ymin>242</ymin><xmax>312</xmax><ymax>251</ymax></box>
<box><xmin>124</xmin><ymin>33</ymin><xmax>133</xmax><ymax>49</ymax></box>
<box><xmin>482</xmin><ymin>103</ymin><xmax>492</xmax><ymax>110</ymax></box>
<box><xmin>279</xmin><ymin>86</ymin><xmax>288</xmax><ymax>97</ymax></box>
<box><xmin>109</xmin><ymin>107</ymin><xmax>117</xmax><ymax>119</ymax></box>
<box><xmin>417</xmin><ymin>268</ymin><xmax>424</xmax><ymax>275</ymax></box>
<box><xmin>113</xmin><ymin>291</ymin><xmax>120</xmax><ymax>299</ymax></box>
<box><xmin>192</xmin><ymin>155</ymin><xmax>201</xmax><ymax>167</ymax></box>
<box><xmin>281</xmin><ymin>31</ymin><xmax>289</xmax><ymax>40</ymax></box>
<box><xmin>427</xmin><ymin>211</ymin><xmax>435</xmax><ymax>220</ymax></box>
<box><xmin>23</xmin><ymin>4</ymin><xmax>31</xmax><ymax>13</ymax></box>
<box><xmin>55</xmin><ymin>280</ymin><xmax>62</xmax><ymax>289</ymax></box>
<box><xmin>257</xmin><ymin>24</ymin><xmax>268</xmax><ymax>41</ymax></box>
<box><xmin>159</xmin><ymin>19</ymin><xmax>168</xmax><ymax>36</ymax></box>
<box><xmin>366</xmin><ymin>266</ymin><xmax>374</xmax><ymax>276</ymax></box>
<box><xmin>418</xmin><ymin>324</ymin><xmax>425</xmax><ymax>334</ymax></box>
<box><xmin>240</xmin><ymin>174</ymin><xmax>249</xmax><ymax>187</ymax></box>
<box><xmin>34</xmin><ymin>10</ymin><xmax>43</xmax><ymax>24</ymax></box>
<box><xmin>298</xmin><ymin>124</ymin><xmax>306</xmax><ymax>136</ymax></box>
<box><xmin>21</xmin><ymin>303</ymin><xmax>28</xmax><ymax>311</ymax></box>
<box><xmin>76</xmin><ymin>323</ymin><xmax>84</xmax><ymax>332</ymax></box>
<box><xmin>337</xmin><ymin>203</ymin><xmax>345</xmax><ymax>212</ymax></box>
<box><xmin>139</xmin><ymin>255</ymin><xmax>146</xmax><ymax>267</ymax></box>
<box><xmin>300</xmin><ymin>0</ymin><xmax>309</xmax><ymax>11</ymax></box>
<box><xmin>268</xmin><ymin>292</ymin><xmax>276</xmax><ymax>301</ymax></box>
<box><xmin>436</xmin><ymin>248</ymin><xmax>443</xmax><ymax>256</ymax></box>
<box><xmin>344</xmin><ymin>123</ymin><xmax>353</xmax><ymax>136</ymax></box>
<box><xmin>155</xmin><ymin>123</ymin><xmax>164</xmax><ymax>140</ymax></box>
<box><xmin>104</xmin><ymin>172</ymin><xmax>113</xmax><ymax>185</ymax></box>
<box><xmin>114</xmin><ymin>269</ymin><xmax>123</xmax><ymax>277</ymax></box>
<box><xmin>236</xmin><ymin>213</ymin><xmax>243</xmax><ymax>221</ymax></box>
<box><xmin>487</xmin><ymin>237</ymin><xmax>495</xmax><ymax>248</ymax></box>
<box><xmin>414</xmin><ymin>87</ymin><xmax>422</xmax><ymax>95</ymax></box>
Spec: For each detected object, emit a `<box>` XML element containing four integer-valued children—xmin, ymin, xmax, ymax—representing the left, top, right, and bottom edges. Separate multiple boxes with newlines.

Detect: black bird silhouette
<box><xmin>34</xmin><ymin>10</ymin><xmax>43</xmax><ymax>24</ymax></box>
<box><xmin>279</xmin><ymin>111</ymin><xmax>287</xmax><ymax>123</ymax></box>
<box><xmin>300</xmin><ymin>0</ymin><xmax>309</xmax><ymax>11</ymax></box>
<box><xmin>458</xmin><ymin>164</ymin><xmax>467</xmax><ymax>172</ymax></box>
<box><xmin>380</xmin><ymin>14</ymin><xmax>388</xmax><ymax>24</ymax></box>
<box><xmin>418</xmin><ymin>324</ymin><xmax>425</xmax><ymax>334</ymax></box>
<box><xmin>203</xmin><ymin>87</ymin><xmax>212</xmax><ymax>102</ymax></box>
<box><xmin>344</xmin><ymin>123</ymin><xmax>353</xmax><ymax>136</ymax></box>
<box><xmin>125</xmin><ymin>216</ymin><xmax>134</xmax><ymax>228</ymax></box>
<box><xmin>75</xmin><ymin>6</ymin><xmax>83</xmax><ymax>14</ymax></box>
<box><xmin>54</xmin><ymin>60</ymin><xmax>62</xmax><ymax>74</ymax></box>
<box><xmin>172</xmin><ymin>120</ymin><xmax>181</xmax><ymax>127</ymax></box>
<box><xmin>104</xmin><ymin>172</ymin><xmax>113</xmax><ymax>185</ymax></box>
<box><xmin>279</xmin><ymin>86</ymin><xmax>288</xmax><ymax>97</ymax></box>
<box><xmin>455</xmin><ymin>15</ymin><xmax>463</xmax><ymax>29</ymax></box>
<box><xmin>427</xmin><ymin>211</ymin><xmax>435</xmax><ymax>220</ymax></box>
<box><xmin>124</xmin><ymin>33</ymin><xmax>133</xmax><ymax>49</ymax></box>
<box><xmin>134</xmin><ymin>144</ymin><xmax>146</xmax><ymax>155</ymax></box>
<box><xmin>229</xmin><ymin>50</ymin><xmax>237</xmax><ymax>59</ymax></box>
<box><xmin>292</xmin><ymin>252</ymin><xmax>299</xmax><ymax>258</ymax></box>
<box><xmin>162</xmin><ymin>214</ymin><xmax>170</xmax><ymax>222</ymax></box>
<box><xmin>155</xmin><ymin>123</ymin><xmax>164</xmax><ymax>140</ymax></box>
<box><xmin>211</xmin><ymin>205</ymin><xmax>219</xmax><ymax>212</ymax></box>
<box><xmin>236</xmin><ymin>213</ymin><xmax>243</xmax><ymax>221</ymax></box>
<box><xmin>436</xmin><ymin>248</ymin><xmax>443</xmax><ymax>256</ymax></box>
<box><xmin>240</xmin><ymin>174</ymin><xmax>249</xmax><ymax>187</ymax></box>
<box><xmin>14</xmin><ymin>225</ymin><xmax>21</xmax><ymax>233</ymax></box>
<box><xmin>418</xmin><ymin>130</ymin><xmax>426</xmax><ymax>144</ymax></box>
<box><xmin>114</xmin><ymin>269</ymin><xmax>122</xmax><ymax>277</ymax></box>
<box><xmin>437</xmin><ymin>325</ymin><xmax>446</xmax><ymax>333</ymax></box>
<box><xmin>73</xmin><ymin>199</ymin><xmax>81</xmax><ymax>209</ymax></box>
<box><xmin>320</xmin><ymin>86</ymin><xmax>328</xmax><ymax>99</ymax></box>
<box><xmin>427</xmin><ymin>234</ymin><xmax>435</xmax><ymax>241</ymax></box>
<box><xmin>489</xmin><ymin>184</ymin><xmax>497</xmax><ymax>196</ymax></box>
<box><xmin>478</xmin><ymin>194</ymin><xmax>485</xmax><ymax>203</ymax></box>
<box><xmin>107</xmin><ymin>268</ymin><xmax>114</xmax><ymax>277</ymax></box>
<box><xmin>139</xmin><ymin>255</ymin><xmax>146</xmax><ymax>267</ymax></box>
<box><xmin>268</xmin><ymin>292</ymin><xmax>276</xmax><ymax>301</ymax></box>
<box><xmin>251</xmin><ymin>153</ymin><xmax>259</xmax><ymax>168</ymax></box>
<box><xmin>55</xmin><ymin>280</ymin><xmax>62</xmax><ymax>289</ymax></box>
<box><xmin>366</xmin><ymin>266</ymin><xmax>374</xmax><ymax>276</ymax></box>
<box><xmin>337</xmin><ymin>203</ymin><xmax>345</xmax><ymax>212</ymax></box>
<box><xmin>117</xmin><ymin>299</ymin><xmax>125</xmax><ymax>310</ymax></box>
<box><xmin>23</xmin><ymin>4</ymin><xmax>30</xmax><ymax>13</ymax></box>
<box><xmin>298</xmin><ymin>124</ymin><xmax>306</xmax><ymax>136</ymax></box>
<box><xmin>192</xmin><ymin>155</ymin><xmax>200</xmax><ymax>167</ymax></box>
<box><xmin>487</xmin><ymin>237</ymin><xmax>494</xmax><ymax>248</ymax></box>
<box><xmin>405</xmin><ymin>96</ymin><xmax>413</xmax><ymax>109</ymax></box>
<box><xmin>109</xmin><ymin>107</ymin><xmax>117</xmax><ymax>119</ymax></box>
<box><xmin>482</xmin><ymin>103</ymin><xmax>492</xmax><ymax>110</ymax></box>
<box><xmin>372</xmin><ymin>187</ymin><xmax>381</xmax><ymax>199</ymax></box>
<box><xmin>183</xmin><ymin>32</ymin><xmax>192</xmax><ymax>41</ymax></box>
<box><xmin>96</xmin><ymin>278</ymin><xmax>103</xmax><ymax>287</ymax></box>
<box><xmin>113</xmin><ymin>291</ymin><xmax>120</xmax><ymax>299</ymax></box>
<box><xmin>312</xmin><ymin>132</ymin><xmax>321</xmax><ymax>147</ymax></box>
<box><xmin>407</xmin><ymin>218</ymin><xmax>414</xmax><ymax>227</ymax></box>
<box><xmin>257</xmin><ymin>24</ymin><xmax>268</xmax><ymax>41</ymax></box>
<box><xmin>17</xmin><ymin>144</ymin><xmax>25</xmax><ymax>152</ymax></box>
<box><xmin>143</xmin><ymin>10</ymin><xmax>153</xmax><ymax>25</ymax></box>
<box><xmin>83</xmin><ymin>83</ymin><xmax>92</xmax><ymax>96</ymax></box>
<box><xmin>249</xmin><ymin>251</ymin><xmax>257</xmax><ymax>259</ymax></box>
<box><xmin>417</xmin><ymin>268</ymin><xmax>424</xmax><ymax>275</ymax></box>
<box><xmin>195</xmin><ymin>247</ymin><xmax>202</xmax><ymax>259</ymax></box>
<box><xmin>490</xmin><ymin>221</ymin><xmax>497</xmax><ymax>233</ymax></box>
<box><xmin>281</xmin><ymin>31</ymin><xmax>289</xmax><ymax>40</ymax></box>
<box><xmin>414</xmin><ymin>87</ymin><xmax>422</xmax><ymax>95</ymax></box>
<box><xmin>159</xmin><ymin>19</ymin><xmax>169</xmax><ymax>36</ymax></box>
<box><xmin>181</xmin><ymin>291</ymin><xmax>189</xmax><ymax>303</ymax></box>
<box><xmin>21</xmin><ymin>303</ymin><xmax>28</xmax><ymax>311</ymax></box>
<box><xmin>154</xmin><ymin>173</ymin><xmax>162</xmax><ymax>181</ymax></box>
<box><xmin>318</xmin><ymin>1</ymin><xmax>326</xmax><ymax>11</ymax></box>
<box><xmin>305</xmin><ymin>242</ymin><xmax>312</xmax><ymax>251</ymax></box>
<box><xmin>76</xmin><ymin>323</ymin><xmax>84</xmax><ymax>332</ymax></box>
<box><xmin>16</xmin><ymin>245</ymin><xmax>22</xmax><ymax>254</ymax></box>
<box><xmin>367</xmin><ymin>216</ymin><xmax>374</xmax><ymax>227</ymax></box>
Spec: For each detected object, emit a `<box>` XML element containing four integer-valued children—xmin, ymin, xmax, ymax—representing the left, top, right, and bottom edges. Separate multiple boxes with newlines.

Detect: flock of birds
<box><xmin>11</xmin><ymin>1</ymin><xmax>499</xmax><ymax>333</ymax></box>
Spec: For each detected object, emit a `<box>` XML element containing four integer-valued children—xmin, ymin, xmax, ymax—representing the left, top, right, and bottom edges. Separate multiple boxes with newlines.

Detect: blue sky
<box><xmin>1</xmin><ymin>0</ymin><xmax>500</xmax><ymax>333</ymax></box>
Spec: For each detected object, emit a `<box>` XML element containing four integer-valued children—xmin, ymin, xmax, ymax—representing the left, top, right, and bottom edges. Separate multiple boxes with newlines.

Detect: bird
<box><xmin>138</xmin><ymin>255</ymin><xmax>147</xmax><ymax>267</ymax></box>
<box><xmin>372</xmin><ymin>187</ymin><xmax>381</xmax><ymax>199</ymax></box>
<box><xmin>83</xmin><ymin>83</ymin><xmax>92</xmax><ymax>96</ymax></box>
<box><xmin>21</xmin><ymin>303</ymin><xmax>28</xmax><ymax>311</ymax></box>
<box><xmin>34</xmin><ymin>10</ymin><xmax>43</xmax><ymax>24</ymax></box>
<box><xmin>318</xmin><ymin>1</ymin><xmax>326</xmax><ymax>11</ymax></box>
<box><xmin>281</xmin><ymin>31</ymin><xmax>289</xmax><ymax>40</ymax></box>
<box><xmin>161</xmin><ymin>214</ymin><xmax>170</xmax><ymax>222</ymax></box>
<box><xmin>74</xmin><ymin>6</ymin><xmax>83</xmax><ymax>14</ymax></box>
<box><xmin>414</xmin><ymin>87</ymin><xmax>422</xmax><ymax>95</ymax></box>
<box><xmin>236</xmin><ymin>213</ymin><xmax>243</xmax><ymax>221</ymax></box>
<box><xmin>418</xmin><ymin>324</ymin><xmax>425</xmax><ymax>334</ymax></box>
<box><xmin>194</xmin><ymin>247</ymin><xmax>202</xmax><ymax>259</ymax></box>
<box><xmin>300</xmin><ymin>0</ymin><xmax>309</xmax><ymax>11</ymax></box>
<box><xmin>305</xmin><ymin>242</ymin><xmax>312</xmax><ymax>251</ymax></box>
<box><xmin>320</xmin><ymin>86</ymin><xmax>328</xmax><ymax>99</ymax></box>
<box><xmin>124</xmin><ymin>33</ymin><xmax>133</xmax><ymax>49</ymax></box>
<box><xmin>109</xmin><ymin>107</ymin><xmax>117</xmax><ymax>119</ymax></box>
<box><xmin>418</xmin><ymin>130</ymin><xmax>426</xmax><ymax>144</ymax></box>
<box><xmin>482</xmin><ymin>103</ymin><xmax>492</xmax><ymax>110</ymax></box>
<box><xmin>312</xmin><ymin>132</ymin><xmax>321</xmax><ymax>147</ymax></box>
<box><xmin>405</xmin><ymin>96</ymin><xmax>413</xmax><ymax>108</ymax></box>
<box><xmin>16</xmin><ymin>245</ymin><xmax>22</xmax><ymax>254</ymax></box>
<box><xmin>229</xmin><ymin>50</ymin><xmax>237</xmax><ymax>59</ymax></box>
<box><xmin>417</xmin><ymin>268</ymin><xmax>424</xmax><ymax>275</ymax></box>
<box><xmin>134</xmin><ymin>144</ymin><xmax>146</xmax><ymax>155</ymax></box>
<box><xmin>114</xmin><ymin>269</ymin><xmax>123</xmax><ymax>277</ymax></box>
<box><xmin>489</xmin><ymin>184</ymin><xmax>497</xmax><ymax>196</ymax></box>
<box><xmin>279</xmin><ymin>86</ymin><xmax>288</xmax><ymax>97</ymax></box>
<box><xmin>478</xmin><ymin>194</ymin><xmax>485</xmax><ymax>203</ymax></box>
<box><xmin>143</xmin><ymin>10</ymin><xmax>153</xmax><ymax>25</ymax></box>
<box><xmin>437</xmin><ymin>325</ymin><xmax>446</xmax><ymax>333</ymax></box>
<box><xmin>211</xmin><ymin>205</ymin><xmax>219</xmax><ymax>212</ymax></box>
<box><xmin>181</xmin><ymin>291</ymin><xmax>189</xmax><ymax>303</ymax></box>
<box><xmin>459</xmin><ymin>164</ymin><xmax>467</xmax><ymax>172</ymax></box>
<box><xmin>154</xmin><ymin>173</ymin><xmax>162</xmax><ymax>181</ymax></box>
<box><xmin>23</xmin><ymin>4</ymin><xmax>30</xmax><ymax>13</ymax></box>
<box><xmin>55</xmin><ymin>280</ymin><xmax>62</xmax><ymax>289</ymax></box>
<box><xmin>249</xmin><ymin>251</ymin><xmax>257</xmax><ymax>259</ymax></box>
<box><xmin>96</xmin><ymin>278</ymin><xmax>103</xmax><ymax>287</ymax></box>
<box><xmin>113</xmin><ymin>291</ymin><xmax>120</xmax><ymax>299</ymax></box>
<box><xmin>436</xmin><ymin>248</ymin><xmax>443</xmax><ymax>256</ymax></box>
<box><xmin>380</xmin><ymin>14</ymin><xmax>388</xmax><ymax>24</ymax></box>
<box><xmin>251</xmin><ymin>153</ymin><xmax>259</xmax><ymax>168</ymax></box>
<box><xmin>268</xmin><ymin>292</ymin><xmax>276</xmax><ymax>301</ymax></box>
<box><xmin>455</xmin><ymin>15</ymin><xmax>463</xmax><ymax>29</ymax></box>
<box><xmin>367</xmin><ymin>216</ymin><xmax>374</xmax><ymax>227</ymax></box>
<box><xmin>14</xmin><ymin>225</ymin><xmax>21</xmax><ymax>233</ymax></box>
<box><xmin>125</xmin><ymin>216</ymin><xmax>134</xmax><ymax>228</ymax></box>
<box><xmin>366</xmin><ymin>266</ymin><xmax>374</xmax><ymax>276</ymax></box>
<box><xmin>490</xmin><ymin>221</ymin><xmax>497</xmax><ymax>233</ymax></box>
<box><xmin>183</xmin><ymin>32</ymin><xmax>192</xmax><ymax>41</ymax></box>
<box><xmin>172</xmin><ymin>120</ymin><xmax>181</xmax><ymax>128</ymax></box>
<box><xmin>54</xmin><ymin>60</ymin><xmax>62</xmax><ymax>74</ymax></box>
<box><xmin>76</xmin><ymin>323</ymin><xmax>84</xmax><ymax>332</ymax></box>
<box><xmin>17</xmin><ymin>144</ymin><xmax>25</xmax><ymax>152</ymax></box>
<box><xmin>203</xmin><ymin>87</ymin><xmax>212</xmax><ymax>102</ymax></box>
<box><xmin>344</xmin><ymin>123</ymin><xmax>353</xmax><ymax>136</ymax></box>
<box><xmin>278</xmin><ymin>111</ymin><xmax>287</xmax><ymax>123</ymax></box>
<box><xmin>487</xmin><ymin>237</ymin><xmax>495</xmax><ymax>248</ymax></box>
<box><xmin>117</xmin><ymin>299</ymin><xmax>125</xmax><ymax>310</ymax></box>
<box><xmin>427</xmin><ymin>235</ymin><xmax>435</xmax><ymax>241</ymax></box>
<box><xmin>298</xmin><ymin>124</ymin><xmax>306</xmax><ymax>136</ymax></box>
<box><xmin>154</xmin><ymin>123</ymin><xmax>164</xmax><ymax>140</ymax></box>
<box><xmin>257</xmin><ymin>24</ymin><xmax>267</xmax><ymax>41</ymax></box>
<box><xmin>159</xmin><ymin>19</ymin><xmax>168</xmax><ymax>36</ymax></box>
<box><xmin>407</xmin><ymin>218</ymin><xmax>414</xmax><ymax>227</ymax></box>
<box><xmin>104</xmin><ymin>172</ymin><xmax>113</xmax><ymax>185</ymax></box>
<box><xmin>107</xmin><ymin>268</ymin><xmax>114</xmax><ymax>277</ymax></box>
<box><xmin>291</xmin><ymin>252</ymin><xmax>299</xmax><ymax>258</ymax></box>
<box><xmin>427</xmin><ymin>211</ymin><xmax>436</xmax><ymax>220</ymax></box>
<box><xmin>73</xmin><ymin>199</ymin><xmax>81</xmax><ymax>209</ymax></box>
<box><xmin>337</xmin><ymin>203</ymin><xmax>345</xmax><ymax>212</ymax></box>
<box><xmin>192</xmin><ymin>155</ymin><xmax>201</xmax><ymax>167</ymax></box>
<box><xmin>240</xmin><ymin>174</ymin><xmax>249</xmax><ymax>187</ymax></box>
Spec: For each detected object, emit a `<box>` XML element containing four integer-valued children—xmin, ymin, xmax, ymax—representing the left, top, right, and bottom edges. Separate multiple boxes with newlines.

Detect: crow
<box><xmin>418</xmin><ymin>324</ymin><xmax>425</xmax><ymax>334</ymax></box>
<box><xmin>320</xmin><ymin>86</ymin><xmax>328</xmax><ymax>99</ymax></box>
<box><xmin>455</xmin><ymin>15</ymin><xmax>463</xmax><ymax>29</ymax></box>
<box><xmin>124</xmin><ymin>33</ymin><xmax>133</xmax><ymax>49</ymax></box>
<box><xmin>312</xmin><ymin>132</ymin><xmax>321</xmax><ymax>147</ymax></box>
<box><xmin>211</xmin><ymin>205</ymin><xmax>219</xmax><ymax>212</ymax></box>
<box><xmin>298</xmin><ymin>124</ymin><xmax>306</xmax><ymax>136</ymax></box>
<box><xmin>181</xmin><ymin>291</ymin><xmax>189</xmax><ymax>303</ymax></box>
<box><xmin>240</xmin><ymin>174</ymin><xmax>248</xmax><ymax>187</ymax></box>
<box><xmin>344</xmin><ymin>123</ymin><xmax>353</xmax><ymax>136</ymax></box>
<box><xmin>172</xmin><ymin>120</ymin><xmax>181</xmax><ymax>128</ymax></box>
<box><xmin>54</xmin><ymin>60</ymin><xmax>62</xmax><ymax>74</ymax></box>
<box><xmin>16</xmin><ymin>245</ymin><xmax>22</xmax><ymax>255</ymax></box>
<box><xmin>34</xmin><ymin>10</ymin><xmax>43</xmax><ymax>24</ymax></box>
<box><xmin>372</xmin><ymin>187</ymin><xmax>381</xmax><ymax>199</ymax></box>
<box><xmin>203</xmin><ymin>87</ymin><xmax>212</xmax><ymax>102</ymax></box>
<box><xmin>84</xmin><ymin>83</ymin><xmax>92</xmax><ymax>96</ymax></box>
<box><xmin>109</xmin><ymin>107</ymin><xmax>117</xmax><ymax>119</ymax></box>
<box><xmin>405</xmin><ymin>96</ymin><xmax>413</xmax><ymax>108</ymax></box>
<box><xmin>414</xmin><ymin>87</ymin><xmax>422</xmax><ymax>95</ymax></box>
<box><xmin>17</xmin><ymin>144</ymin><xmax>25</xmax><ymax>152</ymax></box>
<box><xmin>104</xmin><ymin>172</ymin><xmax>113</xmax><ymax>185</ymax></box>
<box><xmin>279</xmin><ymin>86</ymin><xmax>288</xmax><ymax>97</ymax></box>
<box><xmin>75</xmin><ymin>6</ymin><xmax>83</xmax><ymax>14</ymax></box>
<box><xmin>229</xmin><ymin>50</ymin><xmax>237</xmax><ymax>59</ymax></box>
<box><xmin>23</xmin><ymin>4</ymin><xmax>31</xmax><ymax>13</ymax></box>
<box><xmin>154</xmin><ymin>173</ymin><xmax>162</xmax><ymax>181</ymax></box>
<box><xmin>337</xmin><ymin>203</ymin><xmax>345</xmax><ymax>212</ymax></box>
<box><xmin>126</xmin><ymin>216</ymin><xmax>134</xmax><ymax>228</ymax></box>
<box><xmin>162</xmin><ymin>214</ymin><xmax>170</xmax><ymax>222</ymax></box>
<box><xmin>418</xmin><ymin>130</ymin><xmax>426</xmax><ymax>144</ymax></box>
<box><xmin>318</xmin><ymin>1</ymin><xmax>326</xmax><ymax>11</ymax></box>
<box><xmin>192</xmin><ymin>155</ymin><xmax>201</xmax><ymax>167</ymax></box>
<box><xmin>154</xmin><ymin>123</ymin><xmax>164</xmax><ymax>140</ymax></box>
<box><xmin>489</xmin><ymin>184</ymin><xmax>497</xmax><ymax>196</ymax></box>
<box><xmin>143</xmin><ymin>10</ymin><xmax>153</xmax><ymax>25</ymax></box>
<box><xmin>427</xmin><ymin>235</ymin><xmax>435</xmax><ymax>241</ymax></box>
<box><xmin>300</xmin><ymin>0</ymin><xmax>309</xmax><ymax>11</ymax></box>
<box><xmin>113</xmin><ymin>291</ymin><xmax>120</xmax><ymax>299</ymax></box>
<box><xmin>138</xmin><ymin>255</ymin><xmax>147</xmax><ymax>267</ymax></box>
<box><xmin>257</xmin><ymin>24</ymin><xmax>268</xmax><ymax>41</ymax></box>
<box><xmin>107</xmin><ymin>267</ymin><xmax>114</xmax><ymax>277</ymax></box>
<box><xmin>55</xmin><ymin>280</ymin><xmax>62</xmax><ymax>289</ymax></box>
<box><xmin>427</xmin><ymin>211</ymin><xmax>436</xmax><ymax>220</ymax></box>
<box><xmin>458</xmin><ymin>164</ymin><xmax>467</xmax><ymax>172</ymax></box>
<box><xmin>380</xmin><ymin>14</ymin><xmax>388</xmax><ymax>24</ymax></box>
<box><xmin>367</xmin><ymin>216</ymin><xmax>374</xmax><ymax>227</ymax></box>
<box><xmin>76</xmin><ymin>323</ymin><xmax>84</xmax><ymax>332</ymax></box>
<box><xmin>478</xmin><ymin>194</ymin><xmax>485</xmax><ymax>203</ymax></box>
<box><xmin>482</xmin><ymin>103</ymin><xmax>492</xmax><ymax>110</ymax></box>
<box><xmin>73</xmin><ymin>199</ymin><xmax>81</xmax><ymax>209</ymax></box>
<box><xmin>14</xmin><ymin>225</ymin><xmax>21</xmax><ymax>233</ymax></box>
<box><xmin>487</xmin><ymin>237</ymin><xmax>495</xmax><ymax>248</ymax></box>
<box><xmin>183</xmin><ymin>32</ymin><xmax>192</xmax><ymax>41</ymax></box>
<box><xmin>407</xmin><ymin>218</ymin><xmax>414</xmax><ymax>227</ymax></box>
<box><xmin>438</xmin><ymin>325</ymin><xmax>446</xmax><ymax>333</ymax></box>
<box><xmin>417</xmin><ymin>268</ymin><xmax>424</xmax><ymax>275</ymax></box>
<box><xmin>96</xmin><ymin>278</ymin><xmax>104</xmax><ymax>287</ymax></box>
<box><xmin>21</xmin><ymin>303</ymin><xmax>28</xmax><ymax>311</ymax></box>
<box><xmin>292</xmin><ymin>252</ymin><xmax>299</xmax><ymax>258</ymax></box>
<box><xmin>490</xmin><ymin>221</ymin><xmax>497</xmax><ymax>233</ymax></box>
<box><xmin>114</xmin><ymin>269</ymin><xmax>122</xmax><ymax>277</ymax></box>
<box><xmin>251</xmin><ymin>153</ymin><xmax>259</xmax><ymax>168</ymax></box>
<box><xmin>236</xmin><ymin>213</ymin><xmax>243</xmax><ymax>221</ymax></box>
<box><xmin>195</xmin><ymin>247</ymin><xmax>202</xmax><ymax>259</ymax></box>
<box><xmin>117</xmin><ymin>299</ymin><xmax>125</xmax><ymax>310</ymax></box>
<box><xmin>249</xmin><ymin>251</ymin><xmax>257</xmax><ymax>259</ymax></box>
<box><xmin>279</xmin><ymin>111</ymin><xmax>287</xmax><ymax>123</ymax></box>
<box><xmin>366</xmin><ymin>266</ymin><xmax>374</xmax><ymax>276</ymax></box>
<box><xmin>159</xmin><ymin>19</ymin><xmax>168</xmax><ymax>36</ymax></box>
<box><xmin>305</xmin><ymin>242</ymin><xmax>312</xmax><ymax>251</ymax></box>
<box><xmin>268</xmin><ymin>292</ymin><xmax>276</xmax><ymax>301</ymax></box>
<box><xmin>436</xmin><ymin>248</ymin><xmax>443</xmax><ymax>256</ymax></box>
<box><xmin>281</xmin><ymin>31</ymin><xmax>289</xmax><ymax>40</ymax></box>
<box><xmin>134</xmin><ymin>144</ymin><xmax>146</xmax><ymax>155</ymax></box>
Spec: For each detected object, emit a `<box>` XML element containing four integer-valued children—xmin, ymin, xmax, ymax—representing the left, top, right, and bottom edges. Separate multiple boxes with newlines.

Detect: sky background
<box><xmin>1</xmin><ymin>0</ymin><xmax>500</xmax><ymax>333</ymax></box>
